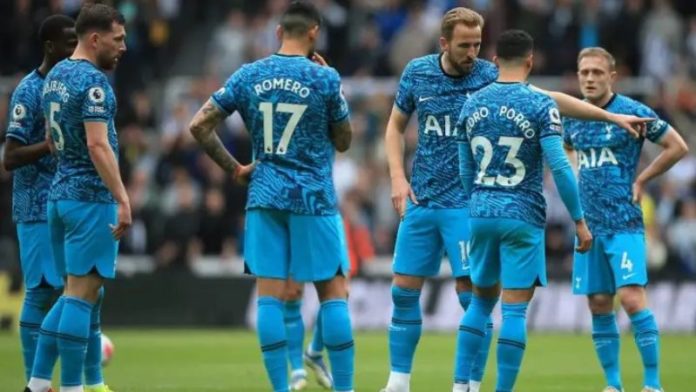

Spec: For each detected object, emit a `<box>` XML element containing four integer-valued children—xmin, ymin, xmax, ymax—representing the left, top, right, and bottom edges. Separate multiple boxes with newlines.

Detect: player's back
<box><xmin>7</xmin><ymin>70</ymin><xmax>55</xmax><ymax>223</ymax></box>
<box><xmin>212</xmin><ymin>54</ymin><xmax>348</xmax><ymax>215</ymax></box>
<box><xmin>563</xmin><ymin>94</ymin><xmax>669</xmax><ymax>235</ymax></box>
<box><xmin>460</xmin><ymin>82</ymin><xmax>562</xmax><ymax>227</ymax></box>
<box><xmin>43</xmin><ymin>58</ymin><xmax>118</xmax><ymax>203</ymax></box>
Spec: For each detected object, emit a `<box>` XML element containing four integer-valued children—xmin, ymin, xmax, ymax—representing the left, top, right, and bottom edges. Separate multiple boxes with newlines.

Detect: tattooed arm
<box><xmin>329</xmin><ymin>119</ymin><xmax>353</xmax><ymax>152</ymax></box>
<box><xmin>189</xmin><ymin>99</ymin><xmax>242</xmax><ymax>177</ymax></box>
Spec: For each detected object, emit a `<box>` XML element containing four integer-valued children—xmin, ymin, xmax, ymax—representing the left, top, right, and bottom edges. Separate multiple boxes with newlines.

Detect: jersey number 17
<box><xmin>259</xmin><ymin>102</ymin><xmax>307</xmax><ymax>155</ymax></box>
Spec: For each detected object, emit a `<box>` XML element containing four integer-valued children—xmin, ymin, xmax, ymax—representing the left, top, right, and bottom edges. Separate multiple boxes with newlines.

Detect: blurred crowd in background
<box><xmin>0</xmin><ymin>0</ymin><xmax>695</xmax><ymax>280</ymax></box>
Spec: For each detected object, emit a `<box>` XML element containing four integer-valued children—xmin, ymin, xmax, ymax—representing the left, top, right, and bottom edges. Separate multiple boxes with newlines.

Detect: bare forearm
<box><xmin>190</xmin><ymin>100</ymin><xmax>240</xmax><ymax>175</ymax></box>
<box><xmin>385</xmin><ymin>125</ymin><xmax>406</xmax><ymax>180</ymax></box>
<box><xmin>329</xmin><ymin>120</ymin><xmax>352</xmax><ymax>152</ymax></box>
<box><xmin>89</xmin><ymin>144</ymin><xmax>128</xmax><ymax>203</ymax></box>
<box><xmin>191</xmin><ymin>126</ymin><xmax>240</xmax><ymax>174</ymax></box>
<box><xmin>2</xmin><ymin>140</ymin><xmax>51</xmax><ymax>170</ymax></box>
<box><xmin>636</xmin><ymin>148</ymin><xmax>687</xmax><ymax>185</ymax></box>
<box><xmin>546</xmin><ymin>91</ymin><xmax>610</xmax><ymax>121</ymax></box>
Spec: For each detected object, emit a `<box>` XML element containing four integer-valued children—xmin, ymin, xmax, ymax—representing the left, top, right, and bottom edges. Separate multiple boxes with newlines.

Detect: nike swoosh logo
<box><xmin>419</xmin><ymin>96</ymin><xmax>435</xmax><ymax>102</ymax></box>
<box><xmin>462</xmin><ymin>265</ymin><xmax>470</xmax><ymax>270</ymax></box>
<box><xmin>622</xmin><ymin>273</ymin><xmax>635</xmax><ymax>280</ymax></box>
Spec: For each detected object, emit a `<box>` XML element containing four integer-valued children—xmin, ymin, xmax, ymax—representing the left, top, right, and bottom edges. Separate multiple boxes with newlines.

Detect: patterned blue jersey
<box><xmin>563</xmin><ymin>94</ymin><xmax>669</xmax><ymax>235</ymax></box>
<box><xmin>43</xmin><ymin>59</ymin><xmax>119</xmax><ymax>204</ymax></box>
<box><xmin>211</xmin><ymin>54</ymin><xmax>349</xmax><ymax>215</ymax></box>
<box><xmin>457</xmin><ymin>82</ymin><xmax>563</xmax><ymax>227</ymax></box>
<box><xmin>394</xmin><ymin>55</ymin><xmax>498</xmax><ymax>209</ymax></box>
<box><xmin>6</xmin><ymin>70</ymin><xmax>55</xmax><ymax>223</ymax></box>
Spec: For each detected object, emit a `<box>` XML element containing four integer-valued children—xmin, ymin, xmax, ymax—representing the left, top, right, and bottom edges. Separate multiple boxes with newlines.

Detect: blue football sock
<box><xmin>455</xmin><ymin>295</ymin><xmax>497</xmax><ymax>385</ymax></box>
<box><xmin>85</xmin><ymin>287</ymin><xmax>105</xmax><ymax>386</ymax></box>
<box><xmin>321</xmin><ymin>299</ymin><xmax>354</xmax><ymax>392</ymax></box>
<box><xmin>455</xmin><ymin>291</ymin><xmax>493</xmax><ymax>383</ymax></box>
<box><xmin>630</xmin><ymin>309</ymin><xmax>661</xmax><ymax>389</ymax></box>
<box><xmin>258</xmin><ymin>296</ymin><xmax>289</xmax><ymax>392</ymax></box>
<box><xmin>389</xmin><ymin>286</ymin><xmax>422</xmax><ymax>374</ymax></box>
<box><xmin>284</xmin><ymin>300</ymin><xmax>305</xmax><ymax>371</ymax></box>
<box><xmin>31</xmin><ymin>296</ymin><xmax>65</xmax><ymax>380</ymax></box>
<box><xmin>592</xmin><ymin>312</ymin><xmax>622</xmax><ymax>389</ymax></box>
<box><xmin>496</xmin><ymin>302</ymin><xmax>529</xmax><ymax>392</ymax></box>
<box><xmin>19</xmin><ymin>287</ymin><xmax>56</xmax><ymax>381</ymax></box>
<box><xmin>57</xmin><ymin>296</ymin><xmax>93</xmax><ymax>387</ymax></box>
<box><xmin>310</xmin><ymin>309</ymin><xmax>324</xmax><ymax>354</ymax></box>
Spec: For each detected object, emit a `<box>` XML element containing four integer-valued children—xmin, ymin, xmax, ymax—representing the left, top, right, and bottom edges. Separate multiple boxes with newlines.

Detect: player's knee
<box><xmin>588</xmin><ymin>294</ymin><xmax>614</xmax><ymax>314</ymax></box>
<box><xmin>455</xmin><ymin>276</ymin><xmax>473</xmax><ymax>293</ymax></box>
<box><xmin>391</xmin><ymin>285</ymin><xmax>421</xmax><ymax>309</ymax></box>
<box><xmin>618</xmin><ymin>287</ymin><xmax>646</xmax><ymax>315</ymax></box>
<box><xmin>283</xmin><ymin>284</ymin><xmax>304</xmax><ymax>302</ymax></box>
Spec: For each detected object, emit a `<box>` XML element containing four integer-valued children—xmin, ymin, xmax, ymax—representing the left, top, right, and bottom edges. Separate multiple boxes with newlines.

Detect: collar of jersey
<box><xmin>34</xmin><ymin>68</ymin><xmax>46</xmax><ymax>79</ymax></box>
<box><xmin>600</xmin><ymin>93</ymin><xmax>617</xmax><ymax>109</ymax></box>
<box><xmin>273</xmin><ymin>53</ymin><xmax>307</xmax><ymax>58</ymax></box>
<box><xmin>66</xmin><ymin>57</ymin><xmax>101</xmax><ymax>71</ymax></box>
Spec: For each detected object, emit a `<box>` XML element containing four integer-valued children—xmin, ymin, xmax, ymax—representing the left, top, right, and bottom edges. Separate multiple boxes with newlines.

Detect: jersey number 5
<box><xmin>259</xmin><ymin>102</ymin><xmax>307</xmax><ymax>155</ymax></box>
<box><xmin>471</xmin><ymin>136</ymin><xmax>526</xmax><ymax>187</ymax></box>
<box><xmin>49</xmin><ymin>102</ymin><xmax>65</xmax><ymax>151</ymax></box>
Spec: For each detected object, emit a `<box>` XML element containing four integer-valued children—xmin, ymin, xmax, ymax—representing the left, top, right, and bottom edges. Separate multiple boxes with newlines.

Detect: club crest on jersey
<box><xmin>88</xmin><ymin>87</ymin><xmax>105</xmax><ymax>104</ymax></box>
<box><xmin>12</xmin><ymin>103</ymin><xmax>26</xmax><ymax>120</ymax></box>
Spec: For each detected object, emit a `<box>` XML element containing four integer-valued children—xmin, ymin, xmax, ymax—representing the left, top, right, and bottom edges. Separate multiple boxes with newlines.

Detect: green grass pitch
<box><xmin>1</xmin><ymin>330</ymin><xmax>695</xmax><ymax>391</ymax></box>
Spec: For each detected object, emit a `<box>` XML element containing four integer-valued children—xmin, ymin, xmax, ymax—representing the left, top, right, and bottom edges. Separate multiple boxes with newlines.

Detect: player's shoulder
<box><xmin>470</xmin><ymin>58</ymin><xmax>498</xmax><ymax>85</ymax></box>
<box><xmin>12</xmin><ymin>71</ymin><xmax>43</xmax><ymax>100</ymax></box>
<box><xmin>402</xmin><ymin>54</ymin><xmax>439</xmax><ymax>76</ymax></box>
<box><xmin>612</xmin><ymin>94</ymin><xmax>653</xmax><ymax>116</ymax></box>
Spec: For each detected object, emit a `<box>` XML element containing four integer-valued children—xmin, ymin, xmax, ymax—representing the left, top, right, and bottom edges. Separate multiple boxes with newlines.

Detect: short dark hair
<box><xmin>75</xmin><ymin>4</ymin><xmax>125</xmax><ymax>36</ymax></box>
<box><xmin>280</xmin><ymin>1</ymin><xmax>321</xmax><ymax>37</ymax></box>
<box><xmin>39</xmin><ymin>15</ymin><xmax>75</xmax><ymax>43</ymax></box>
<box><xmin>496</xmin><ymin>30</ymin><xmax>534</xmax><ymax>62</ymax></box>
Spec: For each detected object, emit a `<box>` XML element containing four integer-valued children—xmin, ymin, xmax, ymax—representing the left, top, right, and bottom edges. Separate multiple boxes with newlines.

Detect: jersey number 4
<box><xmin>259</xmin><ymin>102</ymin><xmax>307</xmax><ymax>155</ymax></box>
<box><xmin>471</xmin><ymin>136</ymin><xmax>526</xmax><ymax>187</ymax></box>
<box><xmin>49</xmin><ymin>102</ymin><xmax>65</xmax><ymax>151</ymax></box>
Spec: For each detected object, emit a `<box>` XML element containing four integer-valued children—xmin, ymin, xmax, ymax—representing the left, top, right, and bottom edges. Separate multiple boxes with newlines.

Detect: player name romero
<box><xmin>254</xmin><ymin>77</ymin><xmax>311</xmax><ymax>98</ymax></box>
<box><xmin>43</xmin><ymin>80</ymin><xmax>71</xmax><ymax>103</ymax></box>
<box><xmin>466</xmin><ymin>106</ymin><xmax>535</xmax><ymax>138</ymax></box>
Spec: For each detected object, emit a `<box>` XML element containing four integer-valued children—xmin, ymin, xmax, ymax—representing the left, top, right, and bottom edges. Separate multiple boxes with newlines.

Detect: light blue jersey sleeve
<box><xmin>6</xmin><ymin>81</ymin><xmax>41</xmax><ymax>144</ymax></box>
<box><xmin>81</xmin><ymin>74</ymin><xmax>116</xmax><ymax>123</ymax></box>
<box><xmin>211</xmin><ymin>68</ymin><xmax>244</xmax><ymax>115</ymax></box>
<box><xmin>636</xmin><ymin>105</ymin><xmax>670</xmax><ymax>143</ymax></box>
<box><xmin>393</xmin><ymin>61</ymin><xmax>416</xmax><ymax>115</ymax></box>
<box><xmin>538</xmin><ymin>97</ymin><xmax>583</xmax><ymax>221</ymax></box>
<box><xmin>327</xmin><ymin>70</ymin><xmax>350</xmax><ymax>123</ymax></box>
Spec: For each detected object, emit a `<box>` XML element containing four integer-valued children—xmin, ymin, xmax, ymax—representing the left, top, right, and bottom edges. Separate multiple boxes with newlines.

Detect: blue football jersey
<box><xmin>211</xmin><ymin>54</ymin><xmax>349</xmax><ymax>215</ymax></box>
<box><xmin>394</xmin><ymin>55</ymin><xmax>498</xmax><ymax>209</ymax></box>
<box><xmin>6</xmin><ymin>70</ymin><xmax>55</xmax><ymax>223</ymax></box>
<box><xmin>43</xmin><ymin>59</ymin><xmax>118</xmax><ymax>204</ymax></box>
<box><xmin>457</xmin><ymin>82</ymin><xmax>563</xmax><ymax>227</ymax></box>
<box><xmin>563</xmin><ymin>94</ymin><xmax>669</xmax><ymax>235</ymax></box>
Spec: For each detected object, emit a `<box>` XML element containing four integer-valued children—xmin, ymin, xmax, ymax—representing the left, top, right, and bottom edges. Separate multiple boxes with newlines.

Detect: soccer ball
<box><xmin>101</xmin><ymin>334</ymin><xmax>114</xmax><ymax>366</ymax></box>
